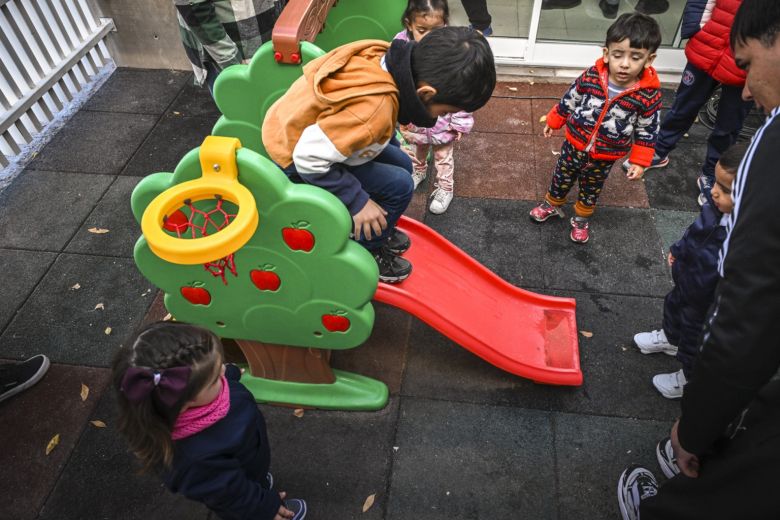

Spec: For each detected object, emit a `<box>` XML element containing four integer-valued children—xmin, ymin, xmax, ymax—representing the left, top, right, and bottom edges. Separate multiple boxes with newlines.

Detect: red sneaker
<box><xmin>529</xmin><ymin>201</ymin><xmax>564</xmax><ymax>222</ymax></box>
<box><xmin>570</xmin><ymin>217</ymin><xmax>590</xmax><ymax>243</ymax></box>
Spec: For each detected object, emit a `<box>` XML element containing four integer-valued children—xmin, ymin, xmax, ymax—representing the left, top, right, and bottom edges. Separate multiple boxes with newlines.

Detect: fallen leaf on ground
<box><xmin>551</xmin><ymin>150</ymin><xmax>561</xmax><ymax>156</ymax></box>
<box><xmin>173</xmin><ymin>111</ymin><xmax>181</xmax><ymax>115</ymax></box>
<box><xmin>293</xmin><ymin>408</ymin><xmax>304</xmax><ymax>418</ymax></box>
<box><xmin>539</xmin><ymin>115</ymin><xmax>547</xmax><ymax>123</ymax></box>
<box><xmin>94</xmin><ymin>303</ymin><xmax>104</xmax><ymax>310</ymax></box>
<box><xmin>46</xmin><ymin>434</ymin><xmax>60</xmax><ymax>455</ymax></box>
<box><xmin>88</xmin><ymin>227</ymin><xmax>109</xmax><ymax>234</ymax></box>
<box><xmin>70</xmin><ymin>283</ymin><xmax>81</xmax><ymax>290</ymax></box>
<box><xmin>684</xmin><ymin>133</ymin><xmax>689</xmax><ymax>137</ymax></box>
<box><xmin>507</xmin><ymin>86</ymin><xmax>518</xmax><ymax>92</ymax></box>
<box><xmin>579</xmin><ymin>330</ymin><xmax>593</xmax><ymax>338</ymax></box>
<box><xmin>105</xmin><ymin>327</ymin><xmax>112</xmax><ymax>335</ymax></box>
<box><xmin>529</xmin><ymin>81</ymin><xmax>535</xmax><ymax>85</ymax></box>
<box><xmin>90</xmin><ymin>420</ymin><xmax>106</xmax><ymax>428</ymax></box>
<box><xmin>362</xmin><ymin>493</ymin><xmax>376</xmax><ymax>513</ymax></box>
<box><xmin>163</xmin><ymin>313</ymin><xmax>172</xmax><ymax>321</ymax></box>
<box><xmin>80</xmin><ymin>383</ymin><xmax>89</xmax><ymax>401</ymax></box>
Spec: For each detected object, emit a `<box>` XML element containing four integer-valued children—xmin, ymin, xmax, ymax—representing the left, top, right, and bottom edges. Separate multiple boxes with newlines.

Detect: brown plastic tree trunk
<box><xmin>272</xmin><ymin>0</ymin><xmax>337</xmax><ymax>63</ymax></box>
<box><xmin>235</xmin><ymin>340</ymin><xmax>336</xmax><ymax>384</ymax></box>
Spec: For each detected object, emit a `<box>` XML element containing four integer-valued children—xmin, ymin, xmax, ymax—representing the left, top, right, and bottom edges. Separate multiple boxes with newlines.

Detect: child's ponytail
<box><xmin>112</xmin><ymin>322</ymin><xmax>221</xmax><ymax>472</ymax></box>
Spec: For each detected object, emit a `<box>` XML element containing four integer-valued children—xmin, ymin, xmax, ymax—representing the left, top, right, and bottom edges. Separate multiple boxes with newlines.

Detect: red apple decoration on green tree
<box><xmin>282</xmin><ymin>221</ymin><xmax>315</xmax><ymax>252</ymax></box>
<box><xmin>181</xmin><ymin>282</ymin><xmax>211</xmax><ymax>305</ymax></box>
<box><xmin>250</xmin><ymin>264</ymin><xmax>281</xmax><ymax>292</ymax></box>
<box><xmin>163</xmin><ymin>209</ymin><xmax>190</xmax><ymax>234</ymax></box>
<box><xmin>322</xmin><ymin>310</ymin><xmax>350</xmax><ymax>332</ymax></box>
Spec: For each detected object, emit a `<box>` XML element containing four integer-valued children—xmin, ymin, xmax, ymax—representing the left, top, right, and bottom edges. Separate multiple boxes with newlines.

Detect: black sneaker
<box><xmin>655</xmin><ymin>437</ymin><xmax>681</xmax><ymax>478</ymax></box>
<box><xmin>284</xmin><ymin>498</ymin><xmax>307</xmax><ymax>520</ymax></box>
<box><xmin>599</xmin><ymin>0</ymin><xmax>619</xmax><ymax>18</ymax></box>
<box><xmin>0</xmin><ymin>354</ymin><xmax>50</xmax><ymax>403</ymax></box>
<box><xmin>617</xmin><ymin>465</ymin><xmax>658</xmax><ymax>520</ymax></box>
<box><xmin>385</xmin><ymin>228</ymin><xmax>411</xmax><ymax>255</ymax></box>
<box><xmin>374</xmin><ymin>246</ymin><xmax>412</xmax><ymax>283</ymax></box>
<box><xmin>542</xmin><ymin>0</ymin><xmax>582</xmax><ymax>9</ymax></box>
<box><xmin>635</xmin><ymin>0</ymin><xmax>669</xmax><ymax>15</ymax></box>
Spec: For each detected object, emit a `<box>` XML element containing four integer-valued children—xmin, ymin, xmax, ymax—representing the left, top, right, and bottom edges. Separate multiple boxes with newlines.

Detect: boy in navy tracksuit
<box><xmin>633</xmin><ymin>143</ymin><xmax>747</xmax><ymax>399</ymax></box>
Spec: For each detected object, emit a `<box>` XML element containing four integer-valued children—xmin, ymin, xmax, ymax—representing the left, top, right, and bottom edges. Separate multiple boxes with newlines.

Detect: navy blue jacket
<box><xmin>163</xmin><ymin>365</ymin><xmax>280</xmax><ymax>520</ymax></box>
<box><xmin>663</xmin><ymin>202</ymin><xmax>726</xmax><ymax>374</ymax></box>
<box><xmin>680</xmin><ymin>0</ymin><xmax>709</xmax><ymax>40</ymax></box>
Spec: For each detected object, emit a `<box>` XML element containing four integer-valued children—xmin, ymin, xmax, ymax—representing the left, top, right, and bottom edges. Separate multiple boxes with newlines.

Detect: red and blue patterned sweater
<box><xmin>545</xmin><ymin>58</ymin><xmax>662</xmax><ymax>167</ymax></box>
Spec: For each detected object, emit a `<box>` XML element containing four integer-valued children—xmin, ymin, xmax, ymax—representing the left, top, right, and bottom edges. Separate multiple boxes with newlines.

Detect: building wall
<box><xmin>88</xmin><ymin>0</ymin><xmax>191</xmax><ymax>70</ymax></box>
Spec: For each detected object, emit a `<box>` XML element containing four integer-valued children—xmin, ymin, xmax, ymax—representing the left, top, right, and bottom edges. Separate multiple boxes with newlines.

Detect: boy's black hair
<box><xmin>718</xmin><ymin>142</ymin><xmax>749</xmax><ymax>173</ymax></box>
<box><xmin>731</xmin><ymin>0</ymin><xmax>780</xmax><ymax>49</ymax></box>
<box><xmin>605</xmin><ymin>12</ymin><xmax>662</xmax><ymax>53</ymax></box>
<box><xmin>401</xmin><ymin>0</ymin><xmax>450</xmax><ymax>27</ymax></box>
<box><xmin>411</xmin><ymin>26</ymin><xmax>496</xmax><ymax>113</ymax></box>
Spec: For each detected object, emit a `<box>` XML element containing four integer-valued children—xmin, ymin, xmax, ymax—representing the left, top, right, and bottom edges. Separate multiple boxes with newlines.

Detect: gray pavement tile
<box><xmin>422</xmin><ymin>198</ymin><xmax>544</xmax><ymax>288</ymax></box>
<box><xmin>168</xmin><ymin>81</ymin><xmax>222</xmax><ymax>118</ymax></box>
<box><xmin>28</xmin><ymin>111</ymin><xmax>158</xmax><ymax>174</ymax></box>
<box><xmin>554</xmin><ymin>413</ymin><xmax>670</xmax><ymax>519</ymax></box>
<box><xmin>643</xmin><ymin>141</ymin><xmax>705</xmax><ymax>212</ymax></box>
<box><xmin>651</xmin><ymin>209</ymin><xmax>697</xmax><ymax>256</ymax></box>
<box><xmin>262</xmin><ymin>398</ymin><xmax>400</xmax><ymax>519</ymax></box>
<box><xmin>0</xmin><ymin>254</ymin><xmax>155</xmax><ymax>366</ymax></box>
<box><xmin>0</xmin><ymin>249</ymin><xmax>56</xmax><ymax>331</ymax></box>
<box><xmin>540</xmin><ymin>207</ymin><xmax>672</xmax><ymax>297</ymax></box>
<box><xmin>65</xmin><ymin>176</ymin><xmax>142</xmax><ymax>257</ymax></box>
<box><xmin>83</xmin><ymin>68</ymin><xmax>191</xmax><ymax>114</ymax></box>
<box><xmin>386</xmin><ymin>398</ymin><xmax>556</xmax><ymax>520</ymax></box>
<box><xmin>0</xmin><ymin>170</ymin><xmax>113</xmax><ymax>251</ymax></box>
<box><xmin>401</xmin><ymin>291</ymin><xmax>680</xmax><ymax>421</ymax></box>
<box><xmin>121</xmin><ymin>114</ymin><xmax>217</xmax><ymax>177</ymax></box>
<box><xmin>0</xmin><ymin>363</ymin><xmax>110</xmax><ymax>520</ymax></box>
<box><xmin>39</xmin><ymin>388</ymin><xmax>209</xmax><ymax>520</ymax></box>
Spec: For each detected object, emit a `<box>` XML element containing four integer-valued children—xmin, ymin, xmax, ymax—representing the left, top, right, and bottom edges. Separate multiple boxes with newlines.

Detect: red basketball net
<box><xmin>163</xmin><ymin>195</ymin><xmax>237</xmax><ymax>285</ymax></box>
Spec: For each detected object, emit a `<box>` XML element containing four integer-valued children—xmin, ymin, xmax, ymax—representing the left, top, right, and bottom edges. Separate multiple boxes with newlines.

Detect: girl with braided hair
<box><xmin>112</xmin><ymin>321</ymin><xmax>306</xmax><ymax>520</ymax></box>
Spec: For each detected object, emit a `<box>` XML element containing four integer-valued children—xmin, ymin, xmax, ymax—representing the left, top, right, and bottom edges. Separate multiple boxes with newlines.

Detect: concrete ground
<box><xmin>0</xmin><ymin>68</ymin><xmax>721</xmax><ymax>519</ymax></box>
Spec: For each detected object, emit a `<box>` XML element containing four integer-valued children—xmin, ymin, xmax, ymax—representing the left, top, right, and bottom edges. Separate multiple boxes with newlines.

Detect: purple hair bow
<box><xmin>120</xmin><ymin>366</ymin><xmax>191</xmax><ymax>408</ymax></box>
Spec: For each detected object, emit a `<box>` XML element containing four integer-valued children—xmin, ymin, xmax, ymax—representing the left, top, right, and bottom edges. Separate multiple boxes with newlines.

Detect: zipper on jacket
<box><xmin>584</xmin><ymin>72</ymin><xmax>641</xmax><ymax>153</ymax></box>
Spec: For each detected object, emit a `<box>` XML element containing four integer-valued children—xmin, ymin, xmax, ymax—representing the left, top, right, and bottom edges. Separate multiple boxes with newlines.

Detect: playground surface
<box><xmin>0</xmin><ymin>68</ymin><xmax>706</xmax><ymax>519</ymax></box>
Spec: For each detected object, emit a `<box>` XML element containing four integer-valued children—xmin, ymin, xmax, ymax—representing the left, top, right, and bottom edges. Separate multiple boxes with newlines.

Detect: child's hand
<box><xmin>667</xmin><ymin>252</ymin><xmax>675</xmax><ymax>267</ymax></box>
<box><xmin>455</xmin><ymin>131</ymin><xmax>463</xmax><ymax>141</ymax></box>
<box><xmin>399</xmin><ymin>124</ymin><xmax>408</xmax><ymax>132</ymax></box>
<box><xmin>625</xmin><ymin>164</ymin><xmax>645</xmax><ymax>180</ymax></box>
<box><xmin>353</xmin><ymin>199</ymin><xmax>388</xmax><ymax>240</ymax></box>
<box><xmin>274</xmin><ymin>492</ymin><xmax>294</xmax><ymax>520</ymax></box>
<box><xmin>543</xmin><ymin>124</ymin><xmax>554</xmax><ymax>138</ymax></box>
<box><xmin>671</xmin><ymin>420</ymin><xmax>700</xmax><ymax>478</ymax></box>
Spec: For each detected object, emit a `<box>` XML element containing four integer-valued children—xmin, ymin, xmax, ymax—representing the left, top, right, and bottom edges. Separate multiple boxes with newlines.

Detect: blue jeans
<box><xmin>655</xmin><ymin>62</ymin><xmax>753</xmax><ymax>180</ymax></box>
<box><xmin>284</xmin><ymin>138</ymin><xmax>413</xmax><ymax>251</ymax></box>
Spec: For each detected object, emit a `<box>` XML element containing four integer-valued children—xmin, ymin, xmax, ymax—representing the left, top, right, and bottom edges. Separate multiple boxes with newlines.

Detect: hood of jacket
<box><xmin>305</xmin><ymin>40</ymin><xmax>398</xmax><ymax>110</ymax></box>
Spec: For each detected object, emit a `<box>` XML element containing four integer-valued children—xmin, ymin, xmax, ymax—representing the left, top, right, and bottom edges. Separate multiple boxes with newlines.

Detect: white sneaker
<box><xmin>652</xmin><ymin>369</ymin><xmax>687</xmax><ymax>399</ymax></box>
<box><xmin>429</xmin><ymin>188</ymin><xmax>453</xmax><ymax>214</ymax></box>
<box><xmin>411</xmin><ymin>171</ymin><xmax>426</xmax><ymax>190</ymax></box>
<box><xmin>633</xmin><ymin>329</ymin><xmax>677</xmax><ymax>356</ymax></box>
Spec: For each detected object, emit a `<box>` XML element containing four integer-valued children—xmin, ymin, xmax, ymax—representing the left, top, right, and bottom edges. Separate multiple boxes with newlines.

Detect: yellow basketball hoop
<box><xmin>141</xmin><ymin>136</ymin><xmax>259</xmax><ymax>265</ymax></box>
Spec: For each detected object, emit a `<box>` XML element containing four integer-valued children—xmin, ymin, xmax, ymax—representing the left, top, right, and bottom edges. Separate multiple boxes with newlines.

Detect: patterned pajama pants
<box><xmin>406</xmin><ymin>142</ymin><xmax>455</xmax><ymax>192</ymax></box>
<box><xmin>544</xmin><ymin>140</ymin><xmax>615</xmax><ymax>218</ymax></box>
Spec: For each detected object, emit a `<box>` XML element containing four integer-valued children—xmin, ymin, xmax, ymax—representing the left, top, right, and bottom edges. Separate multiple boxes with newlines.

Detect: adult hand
<box><xmin>668</xmin><ymin>252</ymin><xmax>675</xmax><ymax>267</ymax></box>
<box><xmin>626</xmin><ymin>164</ymin><xmax>645</xmax><ymax>180</ymax></box>
<box><xmin>671</xmin><ymin>419</ymin><xmax>700</xmax><ymax>478</ymax></box>
<box><xmin>543</xmin><ymin>124</ymin><xmax>554</xmax><ymax>138</ymax></box>
<box><xmin>353</xmin><ymin>199</ymin><xmax>388</xmax><ymax>241</ymax></box>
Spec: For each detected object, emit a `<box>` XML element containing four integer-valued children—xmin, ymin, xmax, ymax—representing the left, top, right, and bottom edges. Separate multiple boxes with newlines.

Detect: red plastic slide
<box><xmin>375</xmin><ymin>216</ymin><xmax>583</xmax><ymax>386</ymax></box>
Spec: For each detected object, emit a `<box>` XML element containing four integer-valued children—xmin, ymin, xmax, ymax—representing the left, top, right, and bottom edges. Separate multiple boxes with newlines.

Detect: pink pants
<box><xmin>406</xmin><ymin>142</ymin><xmax>455</xmax><ymax>192</ymax></box>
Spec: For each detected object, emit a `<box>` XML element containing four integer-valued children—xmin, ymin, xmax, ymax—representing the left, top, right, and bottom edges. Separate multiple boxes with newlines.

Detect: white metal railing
<box><xmin>0</xmin><ymin>0</ymin><xmax>114</xmax><ymax>168</ymax></box>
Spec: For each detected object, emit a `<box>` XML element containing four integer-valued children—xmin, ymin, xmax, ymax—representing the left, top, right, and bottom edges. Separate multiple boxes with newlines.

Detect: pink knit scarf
<box><xmin>171</xmin><ymin>375</ymin><xmax>230</xmax><ymax>441</ymax></box>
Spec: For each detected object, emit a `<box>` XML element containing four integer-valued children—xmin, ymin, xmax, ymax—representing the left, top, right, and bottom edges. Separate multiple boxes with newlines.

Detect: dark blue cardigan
<box><xmin>663</xmin><ymin>202</ymin><xmax>727</xmax><ymax>372</ymax></box>
<box><xmin>163</xmin><ymin>365</ymin><xmax>281</xmax><ymax>520</ymax></box>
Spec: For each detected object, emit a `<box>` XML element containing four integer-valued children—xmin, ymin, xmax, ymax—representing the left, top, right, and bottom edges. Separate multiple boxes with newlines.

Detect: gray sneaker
<box><xmin>284</xmin><ymin>499</ymin><xmax>307</xmax><ymax>520</ymax></box>
<box><xmin>618</xmin><ymin>465</ymin><xmax>658</xmax><ymax>520</ymax></box>
<box><xmin>622</xmin><ymin>154</ymin><xmax>669</xmax><ymax>171</ymax></box>
<box><xmin>656</xmin><ymin>437</ymin><xmax>681</xmax><ymax>479</ymax></box>
<box><xmin>0</xmin><ymin>355</ymin><xmax>50</xmax><ymax>402</ymax></box>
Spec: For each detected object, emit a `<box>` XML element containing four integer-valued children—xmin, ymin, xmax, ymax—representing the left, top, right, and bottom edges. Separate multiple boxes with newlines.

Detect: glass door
<box><xmin>449</xmin><ymin>0</ymin><xmax>687</xmax><ymax>76</ymax></box>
